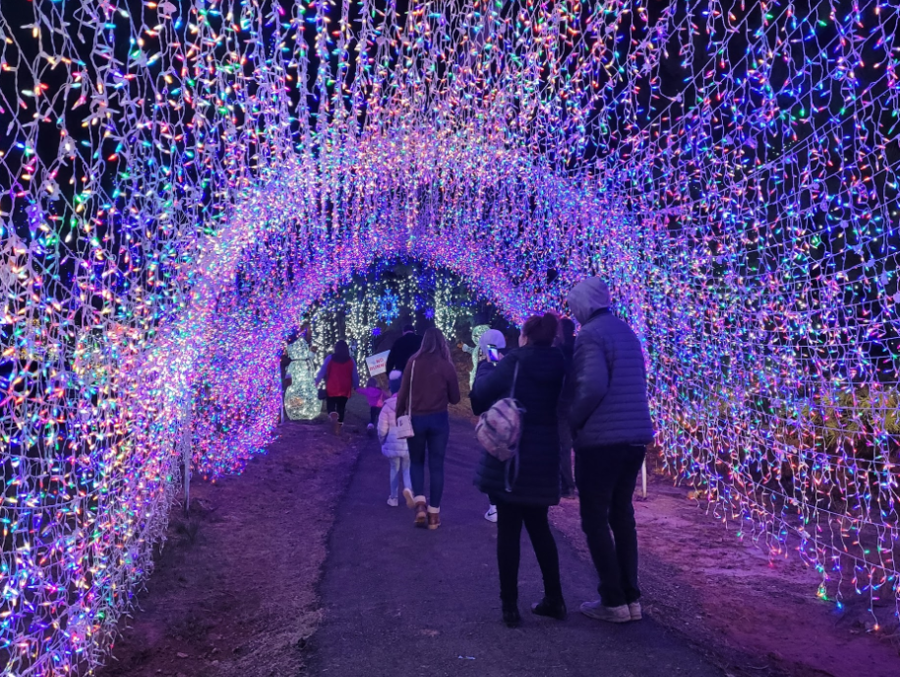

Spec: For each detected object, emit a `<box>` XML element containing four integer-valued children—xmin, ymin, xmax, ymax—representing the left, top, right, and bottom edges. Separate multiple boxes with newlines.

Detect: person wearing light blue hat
<box><xmin>471</xmin><ymin>328</ymin><xmax>507</xmax><ymax>523</ymax></box>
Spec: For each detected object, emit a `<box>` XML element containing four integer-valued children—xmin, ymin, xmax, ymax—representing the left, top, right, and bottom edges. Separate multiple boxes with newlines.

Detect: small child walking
<box><xmin>357</xmin><ymin>376</ymin><xmax>386</xmax><ymax>434</ymax></box>
<box><xmin>377</xmin><ymin>371</ymin><xmax>413</xmax><ymax>507</ymax></box>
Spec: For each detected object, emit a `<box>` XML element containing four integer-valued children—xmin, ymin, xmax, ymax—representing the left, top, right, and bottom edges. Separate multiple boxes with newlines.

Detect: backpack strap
<box><xmin>407</xmin><ymin>359</ymin><xmax>415</xmax><ymax>417</ymax></box>
<box><xmin>504</xmin><ymin>450</ymin><xmax>520</xmax><ymax>493</ymax></box>
<box><xmin>504</xmin><ymin>362</ymin><xmax>522</xmax><ymax>493</ymax></box>
<box><xmin>510</xmin><ymin>360</ymin><xmax>520</xmax><ymax>399</ymax></box>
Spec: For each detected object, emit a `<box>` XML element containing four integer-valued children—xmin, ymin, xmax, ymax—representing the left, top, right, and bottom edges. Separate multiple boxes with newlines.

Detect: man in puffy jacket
<box><xmin>386</xmin><ymin>323</ymin><xmax>423</xmax><ymax>375</ymax></box>
<box><xmin>567</xmin><ymin>277</ymin><xmax>654</xmax><ymax>624</ymax></box>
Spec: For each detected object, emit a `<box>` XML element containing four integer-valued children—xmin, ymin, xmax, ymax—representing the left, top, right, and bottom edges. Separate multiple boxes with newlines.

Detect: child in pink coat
<box><xmin>357</xmin><ymin>377</ymin><xmax>386</xmax><ymax>433</ymax></box>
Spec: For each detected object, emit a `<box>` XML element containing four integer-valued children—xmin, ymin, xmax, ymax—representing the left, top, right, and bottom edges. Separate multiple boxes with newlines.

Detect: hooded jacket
<box><xmin>386</xmin><ymin>332</ymin><xmax>423</xmax><ymax>375</ymax></box>
<box><xmin>377</xmin><ymin>395</ymin><xmax>409</xmax><ymax>459</ymax></box>
<box><xmin>471</xmin><ymin>345</ymin><xmax>566</xmax><ymax>506</ymax></box>
<box><xmin>567</xmin><ymin>279</ymin><xmax>654</xmax><ymax>449</ymax></box>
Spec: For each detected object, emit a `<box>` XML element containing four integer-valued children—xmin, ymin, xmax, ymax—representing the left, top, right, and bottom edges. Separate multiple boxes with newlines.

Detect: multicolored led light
<box><xmin>1</xmin><ymin>0</ymin><xmax>898</xmax><ymax>673</ymax></box>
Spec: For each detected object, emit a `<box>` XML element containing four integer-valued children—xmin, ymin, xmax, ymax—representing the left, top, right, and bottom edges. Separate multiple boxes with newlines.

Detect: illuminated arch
<box><xmin>2</xmin><ymin>0</ymin><xmax>899</xmax><ymax>672</ymax></box>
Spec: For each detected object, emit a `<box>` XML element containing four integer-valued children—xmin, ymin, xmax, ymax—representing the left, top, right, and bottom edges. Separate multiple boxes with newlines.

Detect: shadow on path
<box><xmin>310</xmin><ymin>415</ymin><xmax>724</xmax><ymax>677</ymax></box>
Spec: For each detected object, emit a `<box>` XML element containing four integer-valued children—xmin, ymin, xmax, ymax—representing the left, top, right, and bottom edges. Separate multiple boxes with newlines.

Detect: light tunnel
<box><xmin>1</xmin><ymin>0</ymin><xmax>899</xmax><ymax>672</ymax></box>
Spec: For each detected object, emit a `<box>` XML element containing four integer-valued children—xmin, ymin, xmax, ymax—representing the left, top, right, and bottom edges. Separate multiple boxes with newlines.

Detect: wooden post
<box><xmin>641</xmin><ymin>459</ymin><xmax>648</xmax><ymax>499</ymax></box>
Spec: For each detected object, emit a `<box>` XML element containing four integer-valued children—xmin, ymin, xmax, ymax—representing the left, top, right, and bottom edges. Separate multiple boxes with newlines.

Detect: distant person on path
<box><xmin>468</xmin><ymin>328</ymin><xmax>508</xmax><ymax>524</ymax></box>
<box><xmin>357</xmin><ymin>376</ymin><xmax>386</xmax><ymax>434</ymax></box>
<box><xmin>567</xmin><ymin>278</ymin><xmax>654</xmax><ymax>624</ymax></box>
<box><xmin>386</xmin><ymin>323</ymin><xmax>423</xmax><ymax>376</ymax></box>
<box><xmin>315</xmin><ymin>340</ymin><xmax>359</xmax><ymax>435</ymax></box>
<box><xmin>471</xmin><ymin>314</ymin><xmax>567</xmax><ymax>628</ymax></box>
<box><xmin>377</xmin><ymin>371</ymin><xmax>413</xmax><ymax>507</ymax></box>
<box><xmin>396</xmin><ymin>328</ymin><xmax>461</xmax><ymax>530</ymax></box>
<box><xmin>556</xmin><ymin>317</ymin><xmax>577</xmax><ymax>499</ymax></box>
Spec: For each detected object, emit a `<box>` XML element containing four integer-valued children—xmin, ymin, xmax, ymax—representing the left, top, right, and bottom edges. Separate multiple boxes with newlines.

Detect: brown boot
<box><xmin>329</xmin><ymin>411</ymin><xmax>340</xmax><ymax>435</ymax></box>
<box><xmin>414</xmin><ymin>500</ymin><xmax>427</xmax><ymax>528</ymax></box>
<box><xmin>427</xmin><ymin>510</ymin><xmax>441</xmax><ymax>530</ymax></box>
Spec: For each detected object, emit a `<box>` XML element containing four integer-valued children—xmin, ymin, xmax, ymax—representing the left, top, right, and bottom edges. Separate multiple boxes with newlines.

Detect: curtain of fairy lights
<box><xmin>1</xmin><ymin>0</ymin><xmax>898</xmax><ymax>672</ymax></box>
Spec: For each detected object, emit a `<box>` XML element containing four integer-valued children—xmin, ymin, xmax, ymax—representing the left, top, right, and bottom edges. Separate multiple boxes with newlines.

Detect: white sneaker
<box><xmin>628</xmin><ymin>602</ymin><xmax>642</xmax><ymax>620</ymax></box>
<box><xmin>387</xmin><ymin>497</ymin><xmax>399</xmax><ymax>507</ymax></box>
<box><xmin>484</xmin><ymin>505</ymin><xmax>498</xmax><ymax>523</ymax></box>
<box><xmin>402</xmin><ymin>488</ymin><xmax>416</xmax><ymax>509</ymax></box>
<box><xmin>580</xmin><ymin>600</ymin><xmax>631</xmax><ymax>623</ymax></box>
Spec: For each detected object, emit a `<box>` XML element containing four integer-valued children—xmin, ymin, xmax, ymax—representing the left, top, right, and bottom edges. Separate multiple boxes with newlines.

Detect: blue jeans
<box><xmin>389</xmin><ymin>456</ymin><xmax>412</xmax><ymax>499</ymax></box>
<box><xmin>407</xmin><ymin>412</ymin><xmax>450</xmax><ymax>508</ymax></box>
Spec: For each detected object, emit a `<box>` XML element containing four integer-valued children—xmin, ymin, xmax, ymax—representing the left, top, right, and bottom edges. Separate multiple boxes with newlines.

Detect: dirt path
<box><xmin>96</xmin><ymin>402</ymin><xmax>370</xmax><ymax>677</ymax></box>
<box><xmin>551</xmin><ymin>477</ymin><xmax>900</xmax><ymax>677</ymax></box>
<box><xmin>96</xmin><ymin>398</ymin><xmax>899</xmax><ymax>677</ymax></box>
<box><xmin>309</xmin><ymin>415</ymin><xmax>724</xmax><ymax>677</ymax></box>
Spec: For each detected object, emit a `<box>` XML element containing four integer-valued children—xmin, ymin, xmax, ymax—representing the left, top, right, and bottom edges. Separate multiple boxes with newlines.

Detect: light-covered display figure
<box><xmin>461</xmin><ymin>324</ymin><xmax>490</xmax><ymax>387</ymax></box>
<box><xmin>284</xmin><ymin>338</ymin><xmax>321</xmax><ymax>420</ymax></box>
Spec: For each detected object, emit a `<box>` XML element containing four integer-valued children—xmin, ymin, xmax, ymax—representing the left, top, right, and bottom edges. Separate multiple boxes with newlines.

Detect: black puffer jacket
<box><xmin>471</xmin><ymin>346</ymin><xmax>566</xmax><ymax>506</ymax></box>
<box><xmin>567</xmin><ymin>279</ymin><xmax>654</xmax><ymax>449</ymax></box>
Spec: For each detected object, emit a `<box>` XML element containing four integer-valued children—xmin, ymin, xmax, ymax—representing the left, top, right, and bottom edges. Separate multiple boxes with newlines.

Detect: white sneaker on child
<box><xmin>402</xmin><ymin>488</ymin><xmax>416</xmax><ymax>509</ymax></box>
<box><xmin>484</xmin><ymin>505</ymin><xmax>498</xmax><ymax>523</ymax></box>
<box><xmin>387</xmin><ymin>497</ymin><xmax>399</xmax><ymax>507</ymax></box>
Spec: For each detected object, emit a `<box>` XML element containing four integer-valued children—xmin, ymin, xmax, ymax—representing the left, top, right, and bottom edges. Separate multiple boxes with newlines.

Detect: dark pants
<box><xmin>407</xmin><ymin>411</ymin><xmax>450</xmax><ymax>507</ymax></box>
<box><xmin>496</xmin><ymin>503</ymin><xmax>562</xmax><ymax>606</ymax></box>
<box><xmin>558</xmin><ymin>417</ymin><xmax>575</xmax><ymax>495</ymax></box>
<box><xmin>575</xmin><ymin>444</ymin><xmax>645</xmax><ymax>608</ymax></box>
<box><xmin>326</xmin><ymin>396</ymin><xmax>348</xmax><ymax>422</ymax></box>
<box><xmin>370</xmin><ymin>406</ymin><xmax>382</xmax><ymax>426</ymax></box>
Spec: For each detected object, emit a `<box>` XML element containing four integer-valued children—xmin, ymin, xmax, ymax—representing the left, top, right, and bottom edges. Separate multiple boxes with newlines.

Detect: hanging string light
<box><xmin>1</xmin><ymin>0</ymin><xmax>899</xmax><ymax>672</ymax></box>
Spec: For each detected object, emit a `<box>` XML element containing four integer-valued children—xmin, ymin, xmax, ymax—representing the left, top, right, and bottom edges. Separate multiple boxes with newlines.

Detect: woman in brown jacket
<box><xmin>396</xmin><ymin>328</ymin><xmax>461</xmax><ymax>529</ymax></box>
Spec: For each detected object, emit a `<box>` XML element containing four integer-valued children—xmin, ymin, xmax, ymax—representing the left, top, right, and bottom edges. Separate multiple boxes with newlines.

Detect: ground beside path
<box><xmin>550</xmin><ymin>478</ymin><xmax>900</xmax><ymax>677</ymax></box>
<box><xmin>96</xmin><ymin>404</ymin><xmax>370</xmax><ymax>677</ymax></box>
<box><xmin>309</xmin><ymin>414</ymin><xmax>724</xmax><ymax>677</ymax></box>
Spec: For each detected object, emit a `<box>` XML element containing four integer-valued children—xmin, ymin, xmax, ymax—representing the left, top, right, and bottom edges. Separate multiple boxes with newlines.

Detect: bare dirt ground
<box><xmin>96</xmin><ymin>409</ymin><xmax>368</xmax><ymax>677</ymax></box>
<box><xmin>550</xmin><ymin>473</ymin><xmax>900</xmax><ymax>677</ymax></box>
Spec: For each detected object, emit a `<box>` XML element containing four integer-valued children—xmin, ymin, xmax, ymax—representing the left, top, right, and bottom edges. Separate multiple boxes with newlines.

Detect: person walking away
<box><xmin>357</xmin><ymin>376</ymin><xmax>386</xmax><ymax>435</ymax></box>
<box><xmin>396</xmin><ymin>327</ymin><xmax>461</xmax><ymax>529</ymax></box>
<box><xmin>315</xmin><ymin>340</ymin><xmax>359</xmax><ymax>435</ymax></box>
<box><xmin>469</xmin><ymin>328</ymin><xmax>507</xmax><ymax>524</ymax></box>
<box><xmin>386</xmin><ymin>323</ymin><xmax>423</xmax><ymax>376</ymax></box>
<box><xmin>377</xmin><ymin>371</ymin><xmax>413</xmax><ymax>506</ymax></box>
<box><xmin>556</xmin><ymin>317</ymin><xmax>577</xmax><ymax>498</ymax></box>
<box><xmin>567</xmin><ymin>278</ymin><xmax>654</xmax><ymax>623</ymax></box>
<box><xmin>471</xmin><ymin>314</ymin><xmax>567</xmax><ymax>628</ymax></box>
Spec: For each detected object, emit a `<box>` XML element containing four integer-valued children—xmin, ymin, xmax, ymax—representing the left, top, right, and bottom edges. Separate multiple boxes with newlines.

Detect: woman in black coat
<box><xmin>471</xmin><ymin>313</ymin><xmax>567</xmax><ymax>627</ymax></box>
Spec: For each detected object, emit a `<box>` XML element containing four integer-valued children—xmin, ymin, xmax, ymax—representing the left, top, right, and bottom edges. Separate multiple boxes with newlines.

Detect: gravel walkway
<box><xmin>310</xmin><ymin>415</ymin><xmax>724</xmax><ymax>677</ymax></box>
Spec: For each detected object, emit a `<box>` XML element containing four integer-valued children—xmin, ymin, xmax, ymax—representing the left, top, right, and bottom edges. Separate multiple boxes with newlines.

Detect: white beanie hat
<box><xmin>478</xmin><ymin>329</ymin><xmax>506</xmax><ymax>353</ymax></box>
